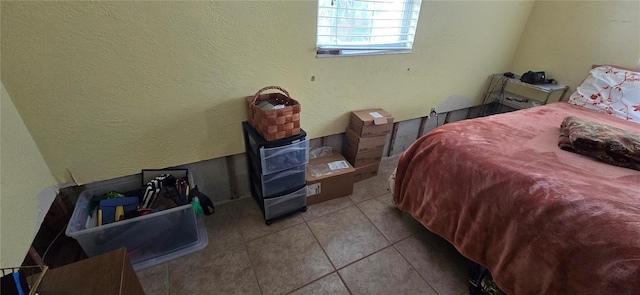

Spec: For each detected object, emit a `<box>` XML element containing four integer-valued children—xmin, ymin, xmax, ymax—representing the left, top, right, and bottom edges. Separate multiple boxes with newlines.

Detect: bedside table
<box><xmin>479</xmin><ymin>73</ymin><xmax>569</xmax><ymax>116</ymax></box>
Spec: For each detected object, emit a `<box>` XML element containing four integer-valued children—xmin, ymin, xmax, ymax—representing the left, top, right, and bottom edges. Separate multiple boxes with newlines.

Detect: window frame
<box><xmin>316</xmin><ymin>0</ymin><xmax>422</xmax><ymax>57</ymax></box>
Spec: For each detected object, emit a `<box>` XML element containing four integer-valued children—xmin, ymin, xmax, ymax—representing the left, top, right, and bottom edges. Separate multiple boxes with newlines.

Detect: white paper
<box><xmin>257</xmin><ymin>101</ymin><xmax>275</xmax><ymax>110</ymax></box>
<box><xmin>307</xmin><ymin>183</ymin><xmax>321</xmax><ymax>196</ymax></box>
<box><xmin>327</xmin><ymin>160</ymin><xmax>349</xmax><ymax>170</ymax></box>
<box><xmin>369</xmin><ymin>112</ymin><xmax>383</xmax><ymax>118</ymax></box>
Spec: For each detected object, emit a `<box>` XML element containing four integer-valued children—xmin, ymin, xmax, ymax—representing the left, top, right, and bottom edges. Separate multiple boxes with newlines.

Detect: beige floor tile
<box><xmin>168</xmin><ymin>245</ymin><xmax>260</xmax><ymax>295</ymax></box>
<box><xmin>287</xmin><ymin>273</ymin><xmax>350</xmax><ymax>295</ymax></box>
<box><xmin>307</xmin><ymin>205</ymin><xmax>389</xmax><ymax>269</ymax></box>
<box><xmin>231</xmin><ymin>197</ymin><xmax>304</xmax><ymax>242</ymax></box>
<box><xmin>136</xmin><ymin>263</ymin><xmax>168</xmax><ymax>295</ymax></box>
<box><xmin>338</xmin><ymin>246</ymin><xmax>436</xmax><ymax>295</ymax></box>
<box><xmin>302</xmin><ymin>196</ymin><xmax>354</xmax><ymax>221</ymax></box>
<box><xmin>246</xmin><ymin>223</ymin><xmax>334</xmax><ymax>295</ymax></box>
<box><xmin>357</xmin><ymin>194</ymin><xmax>424</xmax><ymax>243</ymax></box>
<box><xmin>376</xmin><ymin>193</ymin><xmax>394</xmax><ymax>206</ymax></box>
<box><xmin>350</xmin><ymin>175</ymin><xmax>390</xmax><ymax>203</ymax></box>
<box><xmin>204</xmin><ymin>202</ymin><xmax>243</xmax><ymax>253</ymax></box>
<box><xmin>394</xmin><ymin>230</ymin><xmax>471</xmax><ymax>295</ymax></box>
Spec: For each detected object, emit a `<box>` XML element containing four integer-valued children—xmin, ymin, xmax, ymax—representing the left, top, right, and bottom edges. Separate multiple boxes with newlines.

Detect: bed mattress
<box><xmin>393</xmin><ymin>102</ymin><xmax>640</xmax><ymax>294</ymax></box>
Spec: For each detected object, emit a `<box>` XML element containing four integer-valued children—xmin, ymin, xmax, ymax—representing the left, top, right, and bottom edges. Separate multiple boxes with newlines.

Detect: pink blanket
<box><xmin>394</xmin><ymin>102</ymin><xmax>640</xmax><ymax>294</ymax></box>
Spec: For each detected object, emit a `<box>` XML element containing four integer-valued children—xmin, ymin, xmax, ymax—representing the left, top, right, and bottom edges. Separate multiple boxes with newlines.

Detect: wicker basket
<box><xmin>246</xmin><ymin>86</ymin><xmax>301</xmax><ymax>141</ymax></box>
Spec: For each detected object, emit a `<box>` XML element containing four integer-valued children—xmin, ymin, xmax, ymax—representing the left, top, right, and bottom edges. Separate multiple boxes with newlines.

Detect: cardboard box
<box><xmin>345</xmin><ymin>127</ymin><xmax>387</xmax><ymax>153</ymax></box>
<box><xmin>306</xmin><ymin>153</ymin><xmax>355</xmax><ymax>205</ymax></box>
<box><xmin>349</xmin><ymin>109</ymin><xmax>394</xmax><ymax>137</ymax></box>
<box><xmin>354</xmin><ymin>161</ymin><xmax>380</xmax><ymax>182</ymax></box>
<box><xmin>35</xmin><ymin>249</ymin><xmax>145</xmax><ymax>295</ymax></box>
<box><xmin>343</xmin><ymin>139</ymin><xmax>384</xmax><ymax>167</ymax></box>
<box><xmin>343</xmin><ymin>127</ymin><xmax>387</xmax><ymax>167</ymax></box>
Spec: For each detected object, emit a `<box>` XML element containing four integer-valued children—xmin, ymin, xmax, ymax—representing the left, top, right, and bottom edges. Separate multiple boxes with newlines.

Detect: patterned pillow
<box><xmin>568</xmin><ymin>65</ymin><xmax>640</xmax><ymax>122</ymax></box>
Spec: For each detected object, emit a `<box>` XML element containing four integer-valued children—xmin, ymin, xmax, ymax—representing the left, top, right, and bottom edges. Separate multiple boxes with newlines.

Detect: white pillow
<box><xmin>568</xmin><ymin>65</ymin><xmax>640</xmax><ymax>122</ymax></box>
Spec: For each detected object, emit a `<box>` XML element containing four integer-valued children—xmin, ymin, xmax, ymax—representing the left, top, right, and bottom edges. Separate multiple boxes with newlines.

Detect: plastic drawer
<box><xmin>264</xmin><ymin>186</ymin><xmax>307</xmax><ymax>220</ymax></box>
<box><xmin>258</xmin><ymin>164</ymin><xmax>306</xmax><ymax>197</ymax></box>
<box><xmin>66</xmin><ymin>190</ymin><xmax>208</xmax><ymax>270</ymax></box>
<box><xmin>260</xmin><ymin>139</ymin><xmax>309</xmax><ymax>175</ymax></box>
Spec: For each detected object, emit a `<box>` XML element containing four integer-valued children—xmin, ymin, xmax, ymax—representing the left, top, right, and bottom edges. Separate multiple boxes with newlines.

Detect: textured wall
<box><xmin>1</xmin><ymin>1</ymin><xmax>534</xmax><ymax>184</ymax></box>
<box><xmin>0</xmin><ymin>82</ymin><xmax>56</xmax><ymax>267</ymax></box>
<box><xmin>510</xmin><ymin>0</ymin><xmax>640</xmax><ymax>91</ymax></box>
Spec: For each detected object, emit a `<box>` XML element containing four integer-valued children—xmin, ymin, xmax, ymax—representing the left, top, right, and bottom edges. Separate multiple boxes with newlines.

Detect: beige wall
<box><xmin>0</xmin><ymin>82</ymin><xmax>56</xmax><ymax>267</ymax></box>
<box><xmin>510</xmin><ymin>0</ymin><xmax>640</xmax><ymax>92</ymax></box>
<box><xmin>1</xmin><ymin>1</ymin><xmax>534</xmax><ymax>184</ymax></box>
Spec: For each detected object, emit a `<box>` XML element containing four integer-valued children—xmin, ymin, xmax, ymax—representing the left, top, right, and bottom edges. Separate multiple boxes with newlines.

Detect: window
<box><xmin>316</xmin><ymin>0</ymin><xmax>423</xmax><ymax>57</ymax></box>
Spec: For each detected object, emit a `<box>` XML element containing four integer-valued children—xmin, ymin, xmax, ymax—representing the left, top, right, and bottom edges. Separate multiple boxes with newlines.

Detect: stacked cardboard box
<box><xmin>343</xmin><ymin>109</ymin><xmax>394</xmax><ymax>182</ymax></box>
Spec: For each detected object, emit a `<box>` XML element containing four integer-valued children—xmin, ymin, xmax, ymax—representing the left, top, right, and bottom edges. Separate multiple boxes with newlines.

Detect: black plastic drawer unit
<box><xmin>242</xmin><ymin>122</ymin><xmax>308</xmax><ymax>225</ymax></box>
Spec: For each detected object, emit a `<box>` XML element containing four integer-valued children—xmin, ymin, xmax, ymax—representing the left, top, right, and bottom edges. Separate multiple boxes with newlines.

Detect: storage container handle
<box><xmin>251</xmin><ymin>86</ymin><xmax>291</xmax><ymax>104</ymax></box>
<box><xmin>264</xmin><ymin>145</ymin><xmax>307</xmax><ymax>158</ymax></box>
<box><xmin>264</xmin><ymin>168</ymin><xmax>303</xmax><ymax>183</ymax></box>
<box><xmin>266</xmin><ymin>187</ymin><xmax>306</xmax><ymax>206</ymax></box>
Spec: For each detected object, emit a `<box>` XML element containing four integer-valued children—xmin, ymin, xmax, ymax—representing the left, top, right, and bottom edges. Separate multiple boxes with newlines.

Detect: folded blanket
<box><xmin>559</xmin><ymin>116</ymin><xmax>640</xmax><ymax>171</ymax></box>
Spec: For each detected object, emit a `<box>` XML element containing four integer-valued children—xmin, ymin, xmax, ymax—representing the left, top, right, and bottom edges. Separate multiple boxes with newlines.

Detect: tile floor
<box><xmin>136</xmin><ymin>156</ymin><xmax>471</xmax><ymax>295</ymax></box>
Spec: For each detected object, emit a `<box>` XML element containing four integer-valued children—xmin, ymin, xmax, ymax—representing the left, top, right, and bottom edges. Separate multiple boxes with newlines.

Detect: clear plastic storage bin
<box><xmin>258</xmin><ymin>164</ymin><xmax>306</xmax><ymax>198</ymax></box>
<box><xmin>260</xmin><ymin>139</ymin><xmax>309</xmax><ymax>175</ymax></box>
<box><xmin>66</xmin><ymin>190</ymin><xmax>208</xmax><ymax>270</ymax></box>
<box><xmin>263</xmin><ymin>186</ymin><xmax>307</xmax><ymax>220</ymax></box>
<box><xmin>243</xmin><ymin>121</ymin><xmax>308</xmax><ymax>175</ymax></box>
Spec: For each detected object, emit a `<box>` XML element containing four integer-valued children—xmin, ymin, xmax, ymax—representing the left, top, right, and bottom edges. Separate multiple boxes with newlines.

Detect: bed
<box><xmin>393</xmin><ymin>98</ymin><xmax>640</xmax><ymax>293</ymax></box>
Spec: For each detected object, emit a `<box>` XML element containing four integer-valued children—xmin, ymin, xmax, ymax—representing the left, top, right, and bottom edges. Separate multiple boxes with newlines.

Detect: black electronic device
<box><xmin>469</xmin><ymin>263</ymin><xmax>506</xmax><ymax>295</ymax></box>
<box><xmin>520</xmin><ymin>71</ymin><xmax>546</xmax><ymax>84</ymax></box>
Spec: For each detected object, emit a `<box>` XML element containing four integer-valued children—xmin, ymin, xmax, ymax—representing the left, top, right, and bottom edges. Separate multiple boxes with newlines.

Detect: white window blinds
<box><xmin>316</xmin><ymin>0</ymin><xmax>422</xmax><ymax>55</ymax></box>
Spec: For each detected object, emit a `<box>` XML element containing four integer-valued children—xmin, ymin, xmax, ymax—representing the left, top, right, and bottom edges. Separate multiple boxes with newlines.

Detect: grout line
<box><xmin>349</xmin><ymin>192</ymin><xmax>384</xmax><ymax>205</ymax></box>
<box><xmin>243</xmin><ymin>243</ymin><xmax>265</xmax><ymax>295</ymax></box>
<box><xmin>284</xmin><ymin>271</ymin><xmax>338</xmax><ymax>294</ymax></box>
<box><xmin>301</xmin><ymin>197</ymin><xmax>355</xmax><ymax>222</ymax></box>
<box><xmin>228</xmin><ymin>202</ymin><xmax>302</xmax><ymax>295</ymax></box>
<box><xmin>392</xmin><ymin>242</ymin><xmax>440</xmax><ymax>295</ymax></box>
<box><xmin>306</xmin><ymin>204</ymin><xmax>390</xmax><ymax>272</ymax></box>
<box><xmin>245</xmin><ymin>217</ymin><xmax>343</xmax><ymax>295</ymax></box>
<box><xmin>349</xmin><ymin>177</ymin><xmax>393</xmax><ymax>205</ymax></box>
<box><xmin>334</xmin><ymin>243</ymin><xmax>392</xmax><ymax>273</ymax></box>
<box><xmin>243</xmin><ymin>172</ymin><xmax>396</xmax><ymax>294</ymax></box>
<box><xmin>354</xmin><ymin>199</ymin><xmax>394</xmax><ymax>245</ymax></box>
<box><xmin>239</xmin><ymin>218</ymin><xmax>304</xmax><ymax>244</ymax></box>
<box><xmin>231</xmin><ymin>200</ymin><xmax>305</xmax><ymax>244</ymax></box>
<box><xmin>336</xmin><ymin>270</ymin><xmax>354</xmax><ymax>295</ymax></box>
<box><xmin>392</xmin><ymin>229</ymin><xmax>420</xmax><ymax>246</ymax></box>
<box><xmin>305</xmin><ymin>217</ymin><xmax>339</xmax><ymax>271</ymax></box>
<box><xmin>334</xmin><ymin>245</ymin><xmax>398</xmax><ymax>295</ymax></box>
<box><xmin>251</xmin><ymin>267</ymin><xmax>264</xmax><ymax>295</ymax></box>
<box><xmin>349</xmin><ymin>199</ymin><xmax>441</xmax><ymax>294</ymax></box>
